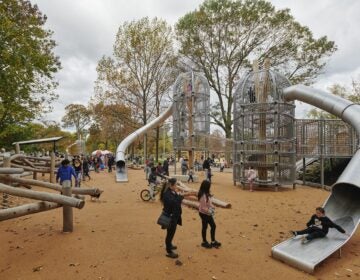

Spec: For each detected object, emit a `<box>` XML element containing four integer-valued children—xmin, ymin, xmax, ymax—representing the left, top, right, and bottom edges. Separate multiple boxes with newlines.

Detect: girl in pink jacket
<box><xmin>198</xmin><ymin>180</ymin><xmax>221</xmax><ymax>248</ymax></box>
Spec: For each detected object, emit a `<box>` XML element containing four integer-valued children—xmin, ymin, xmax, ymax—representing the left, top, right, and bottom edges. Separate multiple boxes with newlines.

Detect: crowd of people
<box><xmin>56</xmin><ymin>153</ymin><xmax>115</xmax><ymax>186</ymax></box>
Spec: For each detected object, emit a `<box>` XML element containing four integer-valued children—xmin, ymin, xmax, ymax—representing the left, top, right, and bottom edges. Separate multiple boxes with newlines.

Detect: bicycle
<box><xmin>140</xmin><ymin>181</ymin><xmax>164</xmax><ymax>201</ymax></box>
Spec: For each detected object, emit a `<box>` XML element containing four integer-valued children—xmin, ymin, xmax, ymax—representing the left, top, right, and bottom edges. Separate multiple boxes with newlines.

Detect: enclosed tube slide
<box><xmin>272</xmin><ymin>85</ymin><xmax>360</xmax><ymax>273</ymax></box>
<box><xmin>115</xmin><ymin>105</ymin><xmax>173</xmax><ymax>182</ymax></box>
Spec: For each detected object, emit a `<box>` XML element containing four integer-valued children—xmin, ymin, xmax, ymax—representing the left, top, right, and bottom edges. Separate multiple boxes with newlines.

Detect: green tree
<box><xmin>307</xmin><ymin>79</ymin><xmax>360</xmax><ymax>119</ymax></box>
<box><xmin>62</xmin><ymin>104</ymin><xmax>92</xmax><ymax>140</ymax></box>
<box><xmin>89</xmin><ymin>102</ymin><xmax>137</xmax><ymax>151</ymax></box>
<box><xmin>0</xmin><ymin>0</ymin><xmax>61</xmax><ymax>134</ymax></box>
<box><xmin>0</xmin><ymin>121</ymin><xmax>73</xmax><ymax>152</ymax></box>
<box><xmin>95</xmin><ymin>17</ymin><xmax>178</xmax><ymax>160</ymax></box>
<box><xmin>176</xmin><ymin>0</ymin><xmax>336</xmax><ymax>137</ymax></box>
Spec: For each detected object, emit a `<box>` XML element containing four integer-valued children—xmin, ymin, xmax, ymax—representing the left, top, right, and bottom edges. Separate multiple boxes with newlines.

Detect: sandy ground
<box><xmin>0</xmin><ymin>168</ymin><xmax>359</xmax><ymax>280</ymax></box>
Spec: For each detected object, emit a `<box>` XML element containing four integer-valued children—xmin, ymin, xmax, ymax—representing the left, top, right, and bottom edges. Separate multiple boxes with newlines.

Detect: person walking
<box><xmin>56</xmin><ymin>159</ymin><xmax>78</xmax><ymax>186</ymax></box>
<box><xmin>198</xmin><ymin>180</ymin><xmax>221</xmax><ymax>249</ymax></box>
<box><xmin>163</xmin><ymin>157</ymin><xmax>169</xmax><ymax>176</ymax></box>
<box><xmin>82</xmin><ymin>156</ymin><xmax>91</xmax><ymax>181</ymax></box>
<box><xmin>160</xmin><ymin>178</ymin><xmax>195</xmax><ymax>258</ymax></box>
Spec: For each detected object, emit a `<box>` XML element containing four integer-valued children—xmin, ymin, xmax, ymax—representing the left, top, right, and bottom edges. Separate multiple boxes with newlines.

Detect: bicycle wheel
<box><xmin>140</xmin><ymin>189</ymin><xmax>151</xmax><ymax>201</ymax></box>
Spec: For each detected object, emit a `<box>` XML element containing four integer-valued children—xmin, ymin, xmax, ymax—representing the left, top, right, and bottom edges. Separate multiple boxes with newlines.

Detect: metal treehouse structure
<box><xmin>233</xmin><ymin>62</ymin><xmax>296</xmax><ymax>188</ymax></box>
<box><xmin>172</xmin><ymin>72</ymin><xmax>210</xmax><ymax>168</ymax></box>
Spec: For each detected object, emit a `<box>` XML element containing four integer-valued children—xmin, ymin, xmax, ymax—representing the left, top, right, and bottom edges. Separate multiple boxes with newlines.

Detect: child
<box><xmin>188</xmin><ymin>168</ymin><xmax>194</xmax><ymax>183</ymax></box>
<box><xmin>148</xmin><ymin>167</ymin><xmax>158</xmax><ymax>200</ymax></box>
<box><xmin>290</xmin><ymin>207</ymin><xmax>347</xmax><ymax>244</ymax></box>
<box><xmin>56</xmin><ymin>159</ymin><xmax>78</xmax><ymax>186</ymax></box>
<box><xmin>198</xmin><ymin>180</ymin><xmax>221</xmax><ymax>249</ymax></box>
<box><xmin>247</xmin><ymin>166</ymin><xmax>256</xmax><ymax>192</ymax></box>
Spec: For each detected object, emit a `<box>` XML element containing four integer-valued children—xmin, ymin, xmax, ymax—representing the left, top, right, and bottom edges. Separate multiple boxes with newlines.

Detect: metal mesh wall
<box><xmin>233</xmin><ymin>69</ymin><xmax>296</xmax><ymax>186</ymax></box>
<box><xmin>296</xmin><ymin>119</ymin><xmax>358</xmax><ymax>158</ymax></box>
<box><xmin>173</xmin><ymin>72</ymin><xmax>210</xmax><ymax>151</ymax></box>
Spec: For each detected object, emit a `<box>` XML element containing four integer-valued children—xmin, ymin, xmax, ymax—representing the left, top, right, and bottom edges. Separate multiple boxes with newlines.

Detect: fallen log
<box><xmin>182</xmin><ymin>199</ymin><xmax>199</xmax><ymax>209</ymax></box>
<box><xmin>0</xmin><ymin>183</ymin><xmax>84</xmax><ymax>209</ymax></box>
<box><xmin>164</xmin><ymin>175</ymin><xmax>231</xmax><ymax>208</ymax></box>
<box><xmin>0</xmin><ymin>201</ymin><xmax>61</xmax><ymax>221</ymax></box>
<box><xmin>0</xmin><ymin>168</ymin><xmax>24</xmax><ymax>174</ymax></box>
<box><xmin>0</xmin><ymin>175</ymin><xmax>103</xmax><ymax>197</ymax></box>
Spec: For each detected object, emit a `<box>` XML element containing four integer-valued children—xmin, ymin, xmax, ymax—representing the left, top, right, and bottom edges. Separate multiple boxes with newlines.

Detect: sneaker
<box><xmin>290</xmin><ymin>231</ymin><xmax>297</xmax><ymax>237</ymax></box>
<box><xmin>201</xmin><ymin>242</ymin><xmax>212</xmax><ymax>249</ymax></box>
<box><xmin>166</xmin><ymin>251</ymin><xmax>179</xmax><ymax>258</ymax></box>
<box><xmin>211</xmin><ymin>241</ymin><xmax>222</xmax><ymax>248</ymax></box>
<box><xmin>301</xmin><ymin>236</ymin><xmax>309</xmax><ymax>244</ymax></box>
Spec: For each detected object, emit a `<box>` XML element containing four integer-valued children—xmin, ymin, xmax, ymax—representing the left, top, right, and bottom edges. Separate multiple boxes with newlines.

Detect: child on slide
<box><xmin>290</xmin><ymin>207</ymin><xmax>348</xmax><ymax>244</ymax></box>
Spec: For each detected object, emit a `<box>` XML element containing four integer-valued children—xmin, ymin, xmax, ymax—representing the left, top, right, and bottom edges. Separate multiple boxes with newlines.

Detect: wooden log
<box><xmin>10</xmin><ymin>163</ymin><xmax>50</xmax><ymax>173</ymax></box>
<box><xmin>182</xmin><ymin>199</ymin><xmax>199</xmax><ymax>209</ymax></box>
<box><xmin>164</xmin><ymin>175</ymin><xmax>231</xmax><ymax>208</ymax></box>
<box><xmin>0</xmin><ymin>201</ymin><xmax>61</xmax><ymax>221</ymax></box>
<box><xmin>0</xmin><ymin>182</ymin><xmax>84</xmax><ymax>209</ymax></box>
<box><xmin>0</xmin><ymin>168</ymin><xmax>24</xmax><ymax>174</ymax></box>
<box><xmin>15</xmin><ymin>143</ymin><xmax>20</xmax><ymax>154</ymax></box>
<box><xmin>50</xmin><ymin>152</ymin><xmax>55</xmax><ymax>183</ymax></box>
<box><xmin>62</xmin><ymin>180</ymin><xmax>73</xmax><ymax>232</ymax></box>
<box><xmin>211</xmin><ymin>197</ymin><xmax>231</xmax><ymax>208</ymax></box>
<box><xmin>0</xmin><ymin>175</ymin><xmax>103</xmax><ymax>197</ymax></box>
<box><xmin>18</xmin><ymin>158</ymin><xmax>36</xmax><ymax>168</ymax></box>
<box><xmin>2</xmin><ymin>157</ymin><xmax>11</xmax><ymax>208</ymax></box>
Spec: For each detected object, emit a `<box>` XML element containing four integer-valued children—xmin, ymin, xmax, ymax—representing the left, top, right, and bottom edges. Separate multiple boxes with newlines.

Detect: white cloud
<box><xmin>31</xmin><ymin>0</ymin><xmax>360</xmax><ymax>123</ymax></box>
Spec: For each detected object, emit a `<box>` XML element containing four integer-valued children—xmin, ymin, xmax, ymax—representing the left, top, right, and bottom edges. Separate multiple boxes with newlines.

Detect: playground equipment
<box><xmin>115</xmin><ymin>105</ymin><xmax>173</xmax><ymax>182</ymax></box>
<box><xmin>271</xmin><ymin>85</ymin><xmax>360</xmax><ymax>273</ymax></box>
<box><xmin>115</xmin><ymin>71</ymin><xmax>210</xmax><ymax>182</ymax></box>
<box><xmin>0</xmin><ymin>153</ymin><xmax>103</xmax><ymax>232</ymax></box>
<box><xmin>233</xmin><ymin>60</ymin><xmax>296</xmax><ymax>189</ymax></box>
<box><xmin>172</xmin><ymin>72</ymin><xmax>210</xmax><ymax>169</ymax></box>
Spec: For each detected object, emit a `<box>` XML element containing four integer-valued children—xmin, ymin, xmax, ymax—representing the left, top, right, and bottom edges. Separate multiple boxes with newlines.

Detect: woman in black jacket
<box><xmin>160</xmin><ymin>178</ymin><xmax>195</xmax><ymax>258</ymax></box>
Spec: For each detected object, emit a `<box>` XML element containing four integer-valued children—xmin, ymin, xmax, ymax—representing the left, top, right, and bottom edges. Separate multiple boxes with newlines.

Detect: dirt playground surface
<box><xmin>0</xmin><ymin>168</ymin><xmax>359</xmax><ymax>280</ymax></box>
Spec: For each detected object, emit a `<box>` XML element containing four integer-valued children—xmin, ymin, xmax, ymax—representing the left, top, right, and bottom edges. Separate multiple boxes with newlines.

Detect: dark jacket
<box><xmin>306</xmin><ymin>214</ymin><xmax>345</xmax><ymax>234</ymax></box>
<box><xmin>203</xmin><ymin>159</ymin><xmax>210</xmax><ymax>169</ymax></box>
<box><xmin>162</xmin><ymin>188</ymin><xmax>184</xmax><ymax>226</ymax></box>
<box><xmin>148</xmin><ymin>172</ymin><xmax>157</xmax><ymax>185</ymax></box>
<box><xmin>163</xmin><ymin>160</ymin><xmax>169</xmax><ymax>173</ymax></box>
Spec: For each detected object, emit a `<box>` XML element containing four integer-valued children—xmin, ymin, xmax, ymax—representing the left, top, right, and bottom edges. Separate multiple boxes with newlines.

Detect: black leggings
<box><xmin>296</xmin><ymin>227</ymin><xmax>326</xmax><ymax>240</ymax></box>
<box><xmin>199</xmin><ymin>212</ymin><xmax>216</xmax><ymax>242</ymax></box>
<box><xmin>165</xmin><ymin>221</ymin><xmax>177</xmax><ymax>253</ymax></box>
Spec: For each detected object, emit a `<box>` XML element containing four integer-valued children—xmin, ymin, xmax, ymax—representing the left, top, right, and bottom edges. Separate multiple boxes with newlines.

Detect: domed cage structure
<box><xmin>233</xmin><ymin>67</ymin><xmax>296</xmax><ymax>188</ymax></box>
<box><xmin>173</xmin><ymin>72</ymin><xmax>210</xmax><ymax>167</ymax></box>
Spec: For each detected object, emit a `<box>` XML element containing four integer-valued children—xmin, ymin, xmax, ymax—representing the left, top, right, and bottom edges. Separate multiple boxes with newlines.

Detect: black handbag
<box><xmin>157</xmin><ymin>211</ymin><xmax>171</xmax><ymax>229</ymax></box>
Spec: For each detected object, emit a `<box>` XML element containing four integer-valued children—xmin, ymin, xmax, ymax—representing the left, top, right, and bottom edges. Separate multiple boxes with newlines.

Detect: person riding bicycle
<box><xmin>148</xmin><ymin>167</ymin><xmax>159</xmax><ymax>200</ymax></box>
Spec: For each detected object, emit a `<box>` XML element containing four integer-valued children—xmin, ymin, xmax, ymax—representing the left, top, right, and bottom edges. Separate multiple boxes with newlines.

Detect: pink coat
<box><xmin>199</xmin><ymin>194</ymin><xmax>214</xmax><ymax>215</ymax></box>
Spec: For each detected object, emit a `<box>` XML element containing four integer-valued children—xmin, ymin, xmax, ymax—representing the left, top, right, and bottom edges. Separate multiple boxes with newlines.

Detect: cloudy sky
<box><xmin>31</xmin><ymin>0</ymin><xmax>360</xmax><ymax>123</ymax></box>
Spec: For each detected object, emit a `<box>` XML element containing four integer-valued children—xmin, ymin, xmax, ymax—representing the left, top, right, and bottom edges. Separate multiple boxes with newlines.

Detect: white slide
<box><xmin>115</xmin><ymin>105</ymin><xmax>173</xmax><ymax>182</ymax></box>
<box><xmin>271</xmin><ymin>85</ymin><xmax>360</xmax><ymax>273</ymax></box>
<box><xmin>295</xmin><ymin>157</ymin><xmax>318</xmax><ymax>172</ymax></box>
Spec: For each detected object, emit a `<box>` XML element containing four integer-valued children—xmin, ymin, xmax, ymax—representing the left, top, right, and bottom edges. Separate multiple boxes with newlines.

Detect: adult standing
<box><xmin>198</xmin><ymin>180</ymin><xmax>221</xmax><ymax>248</ymax></box>
<box><xmin>72</xmin><ymin>156</ymin><xmax>82</xmax><ymax>187</ymax></box>
<box><xmin>163</xmin><ymin>157</ymin><xmax>169</xmax><ymax>176</ymax></box>
<box><xmin>202</xmin><ymin>157</ymin><xmax>211</xmax><ymax>179</ymax></box>
<box><xmin>160</xmin><ymin>178</ymin><xmax>195</xmax><ymax>258</ymax></box>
